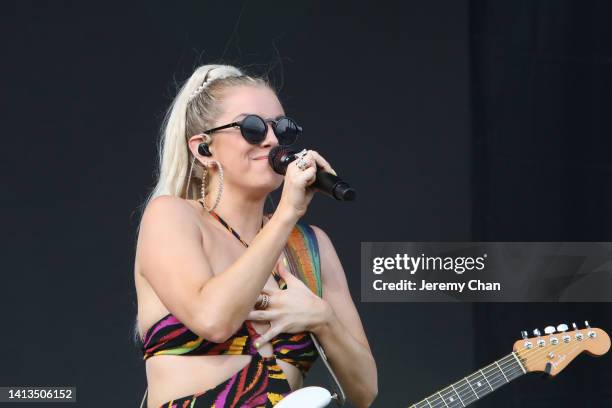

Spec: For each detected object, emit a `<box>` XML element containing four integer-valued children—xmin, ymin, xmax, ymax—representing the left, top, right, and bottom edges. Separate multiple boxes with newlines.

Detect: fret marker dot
<box><xmin>449</xmin><ymin>397</ymin><xmax>454</xmax><ymax>402</ymax></box>
<box><xmin>477</xmin><ymin>382</ymin><xmax>482</xmax><ymax>387</ymax></box>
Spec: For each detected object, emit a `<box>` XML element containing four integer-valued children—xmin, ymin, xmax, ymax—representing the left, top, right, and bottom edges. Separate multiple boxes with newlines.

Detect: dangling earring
<box><xmin>185</xmin><ymin>133</ymin><xmax>214</xmax><ymax>199</ymax></box>
<box><xmin>184</xmin><ymin>156</ymin><xmax>198</xmax><ymax>198</ymax></box>
<box><xmin>199</xmin><ymin>160</ymin><xmax>224</xmax><ymax>212</ymax></box>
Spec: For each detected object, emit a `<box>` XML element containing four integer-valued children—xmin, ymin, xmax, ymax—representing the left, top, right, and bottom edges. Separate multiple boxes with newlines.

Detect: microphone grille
<box><xmin>268</xmin><ymin>146</ymin><xmax>295</xmax><ymax>175</ymax></box>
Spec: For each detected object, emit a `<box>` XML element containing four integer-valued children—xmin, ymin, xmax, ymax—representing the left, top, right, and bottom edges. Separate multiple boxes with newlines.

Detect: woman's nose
<box><xmin>260</xmin><ymin>122</ymin><xmax>278</xmax><ymax>147</ymax></box>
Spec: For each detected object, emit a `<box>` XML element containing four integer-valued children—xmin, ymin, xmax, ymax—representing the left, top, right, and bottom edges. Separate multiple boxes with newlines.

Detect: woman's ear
<box><xmin>188</xmin><ymin>133</ymin><xmax>213</xmax><ymax>157</ymax></box>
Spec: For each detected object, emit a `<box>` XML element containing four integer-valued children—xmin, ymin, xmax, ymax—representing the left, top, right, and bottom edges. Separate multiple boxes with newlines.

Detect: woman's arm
<box><xmin>138</xmin><ymin>195</ymin><xmax>299</xmax><ymax>342</ymax></box>
<box><xmin>310</xmin><ymin>225</ymin><xmax>378</xmax><ymax>408</ymax></box>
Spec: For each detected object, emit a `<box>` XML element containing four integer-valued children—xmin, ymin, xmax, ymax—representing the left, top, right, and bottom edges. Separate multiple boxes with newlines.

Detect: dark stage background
<box><xmin>2</xmin><ymin>1</ymin><xmax>611</xmax><ymax>407</ymax></box>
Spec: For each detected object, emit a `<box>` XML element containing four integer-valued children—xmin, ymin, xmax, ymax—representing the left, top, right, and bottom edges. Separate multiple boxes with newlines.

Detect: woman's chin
<box><xmin>242</xmin><ymin>175</ymin><xmax>283</xmax><ymax>196</ymax></box>
<box><xmin>260</xmin><ymin>169</ymin><xmax>284</xmax><ymax>186</ymax></box>
<box><xmin>261</xmin><ymin>176</ymin><xmax>284</xmax><ymax>192</ymax></box>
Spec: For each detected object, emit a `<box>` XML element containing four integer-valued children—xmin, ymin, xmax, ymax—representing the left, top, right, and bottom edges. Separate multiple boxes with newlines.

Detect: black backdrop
<box><xmin>1</xmin><ymin>1</ymin><xmax>611</xmax><ymax>407</ymax></box>
<box><xmin>469</xmin><ymin>1</ymin><xmax>612</xmax><ymax>406</ymax></box>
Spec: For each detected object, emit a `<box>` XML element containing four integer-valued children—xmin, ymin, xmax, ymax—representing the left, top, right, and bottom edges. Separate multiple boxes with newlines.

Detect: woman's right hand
<box><xmin>276</xmin><ymin>149</ymin><xmax>336</xmax><ymax>219</ymax></box>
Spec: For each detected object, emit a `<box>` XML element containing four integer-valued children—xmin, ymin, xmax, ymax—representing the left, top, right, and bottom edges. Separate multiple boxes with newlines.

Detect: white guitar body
<box><xmin>275</xmin><ymin>386</ymin><xmax>332</xmax><ymax>408</ymax></box>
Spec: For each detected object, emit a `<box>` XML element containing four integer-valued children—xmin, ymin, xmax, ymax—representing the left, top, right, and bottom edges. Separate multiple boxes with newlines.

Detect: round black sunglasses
<box><xmin>202</xmin><ymin>114</ymin><xmax>302</xmax><ymax>146</ymax></box>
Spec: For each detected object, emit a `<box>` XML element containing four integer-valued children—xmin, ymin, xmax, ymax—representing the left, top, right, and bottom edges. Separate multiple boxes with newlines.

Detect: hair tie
<box><xmin>187</xmin><ymin>68</ymin><xmax>216</xmax><ymax>102</ymax></box>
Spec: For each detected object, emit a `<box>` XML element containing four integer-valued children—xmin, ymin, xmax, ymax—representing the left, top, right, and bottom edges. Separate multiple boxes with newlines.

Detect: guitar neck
<box><xmin>409</xmin><ymin>352</ymin><xmax>527</xmax><ymax>408</ymax></box>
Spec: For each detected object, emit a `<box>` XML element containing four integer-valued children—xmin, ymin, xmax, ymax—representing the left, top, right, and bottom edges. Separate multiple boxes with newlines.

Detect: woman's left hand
<box><xmin>247</xmin><ymin>258</ymin><xmax>332</xmax><ymax>348</ymax></box>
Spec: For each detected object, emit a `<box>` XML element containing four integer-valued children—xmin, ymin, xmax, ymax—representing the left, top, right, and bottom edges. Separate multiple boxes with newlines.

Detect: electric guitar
<box><xmin>276</xmin><ymin>321</ymin><xmax>610</xmax><ymax>408</ymax></box>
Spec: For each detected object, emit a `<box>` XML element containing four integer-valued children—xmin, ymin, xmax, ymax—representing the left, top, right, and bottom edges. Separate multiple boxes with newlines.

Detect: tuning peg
<box><xmin>544</xmin><ymin>326</ymin><xmax>556</xmax><ymax>335</ymax></box>
<box><xmin>521</xmin><ymin>330</ymin><xmax>528</xmax><ymax>339</ymax></box>
<box><xmin>572</xmin><ymin>322</ymin><xmax>578</xmax><ymax>330</ymax></box>
<box><xmin>557</xmin><ymin>324</ymin><xmax>568</xmax><ymax>332</ymax></box>
<box><xmin>534</xmin><ymin>329</ymin><xmax>546</xmax><ymax>347</ymax></box>
<box><xmin>584</xmin><ymin>320</ymin><xmax>597</xmax><ymax>338</ymax></box>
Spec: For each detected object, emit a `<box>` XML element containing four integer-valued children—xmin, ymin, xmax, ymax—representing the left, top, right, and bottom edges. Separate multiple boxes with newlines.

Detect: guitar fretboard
<box><xmin>409</xmin><ymin>352</ymin><xmax>526</xmax><ymax>408</ymax></box>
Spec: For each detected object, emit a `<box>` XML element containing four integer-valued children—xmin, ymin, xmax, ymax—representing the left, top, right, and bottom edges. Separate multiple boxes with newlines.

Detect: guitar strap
<box><xmin>283</xmin><ymin>222</ymin><xmax>323</xmax><ymax>296</ymax></box>
<box><xmin>283</xmin><ymin>222</ymin><xmax>346</xmax><ymax>407</ymax></box>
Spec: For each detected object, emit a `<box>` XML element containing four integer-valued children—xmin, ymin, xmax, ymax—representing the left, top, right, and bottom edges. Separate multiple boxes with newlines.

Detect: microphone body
<box><xmin>268</xmin><ymin>147</ymin><xmax>356</xmax><ymax>201</ymax></box>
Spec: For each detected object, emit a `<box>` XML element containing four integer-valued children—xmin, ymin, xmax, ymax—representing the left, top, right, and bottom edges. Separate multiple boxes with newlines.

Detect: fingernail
<box><xmin>331</xmin><ymin>169</ymin><xmax>337</xmax><ymax>176</ymax></box>
<box><xmin>254</xmin><ymin>341</ymin><xmax>260</xmax><ymax>349</ymax></box>
<box><xmin>282</xmin><ymin>257</ymin><xmax>288</xmax><ymax>267</ymax></box>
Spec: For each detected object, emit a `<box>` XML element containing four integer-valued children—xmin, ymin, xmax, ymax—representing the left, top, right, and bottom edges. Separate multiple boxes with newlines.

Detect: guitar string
<box><xmin>409</xmin><ymin>333</ymin><xmax>592</xmax><ymax>408</ymax></box>
<box><xmin>421</xmin><ymin>340</ymin><xmax>586</xmax><ymax>408</ymax></box>
<box><xmin>416</xmin><ymin>354</ymin><xmax>520</xmax><ymax>408</ymax></box>
<box><xmin>419</xmin><ymin>359</ymin><xmax>523</xmax><ymax>408</ymax></box>
<box><xmin>416</xmin><ymin>351</ymin><xmax>527</xmax><ymax>407</ymax></box>
<box><xmin>414</xmin><ymin>339</ymin><xmax>587</xmax><ymax>408</ymax></box>
<box><xmin>412</xmin><ymin>353</ymin><xmax>519</xmax><ymax>408</ymax></box>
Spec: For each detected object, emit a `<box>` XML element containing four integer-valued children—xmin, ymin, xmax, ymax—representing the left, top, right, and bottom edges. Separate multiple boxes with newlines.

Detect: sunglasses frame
<box><xmin>202</xmin><ymin>114</ymin><xmax>302</xmax><ymax>146</ymax></box>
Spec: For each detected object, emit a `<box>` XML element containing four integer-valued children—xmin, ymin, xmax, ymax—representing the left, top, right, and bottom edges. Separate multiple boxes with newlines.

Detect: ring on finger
<box><xmin>294</xmin><ymin>149</ymin><xmax>308</xmax><ymax>160</ymax></box>
<box><xmin>296</xmin><ymin>157</ymin><xmax>310</xmax><ymax>171</ymax></box>
<box><xmin>255</xmin><ymin>293</ymin><xmax>270</xmax><ymax>310</ymax></box>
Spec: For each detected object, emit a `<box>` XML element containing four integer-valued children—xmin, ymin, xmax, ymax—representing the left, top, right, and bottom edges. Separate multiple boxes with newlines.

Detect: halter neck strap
<box><xmin>201</xmin><ymin>204</ymin><xmax>263</xmax><ymax>248</ymax></box>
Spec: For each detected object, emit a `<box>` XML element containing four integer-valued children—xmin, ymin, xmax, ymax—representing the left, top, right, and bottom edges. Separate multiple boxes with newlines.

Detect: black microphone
<box><xmin>268</xmin><ymin>146</ymin><xmax>356</xmax><ymax>201</ymax></box>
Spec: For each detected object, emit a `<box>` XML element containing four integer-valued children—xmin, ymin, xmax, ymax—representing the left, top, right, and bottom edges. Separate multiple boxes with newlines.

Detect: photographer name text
<box><xmin>372</xmin><ymin>279</ymin><xmax>501</xmax><ymax>292</ymax></box>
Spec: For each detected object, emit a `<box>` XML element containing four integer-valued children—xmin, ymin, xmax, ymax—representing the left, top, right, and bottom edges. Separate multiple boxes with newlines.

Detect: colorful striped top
<box><xmin>141</xmin><ymin>222</ymin><xmax>323</xmax><ymax>378</ymax></box>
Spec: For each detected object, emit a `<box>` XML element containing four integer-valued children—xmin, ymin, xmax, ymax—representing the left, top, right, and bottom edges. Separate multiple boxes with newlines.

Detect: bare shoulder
<box><xmin>139</xmin><ymin>196</ymin><xmax>208</xmax><ymax>240</ymax></box>
<box><xmin>136</xmin><ymin>195</ymin><xmax>209</xmax><ymax>276</ymax></box>
<box><xmin>141</xmin><ymin>195</ymin><xmax>199</xmax><ymax>225</ymax></box>
<box><xmin>309</xmin><ymin>224</ymin><xmax>333</xmax><ymax>252</ymax></box>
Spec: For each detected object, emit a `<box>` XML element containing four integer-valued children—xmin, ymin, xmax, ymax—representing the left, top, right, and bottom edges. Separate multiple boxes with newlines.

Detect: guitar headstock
<box><xmin>513</xmin><ymin>321</ymin><xmax>610</xmax><ymax>377</ymax></box>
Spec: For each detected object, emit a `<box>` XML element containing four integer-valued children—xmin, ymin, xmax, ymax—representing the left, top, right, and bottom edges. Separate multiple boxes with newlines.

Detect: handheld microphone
<box><xmin>268</xmin><ymin>146</ymin><xmax>356</xmax><ymax>201</ymax></box>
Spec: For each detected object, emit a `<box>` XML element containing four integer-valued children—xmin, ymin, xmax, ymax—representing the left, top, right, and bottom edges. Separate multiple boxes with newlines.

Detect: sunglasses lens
<box><xmin>241</xmin><ymin>115</ymin><xmax>267</xmax><ymax>144</ymax></box>
<box><xmin>275</xmin><ymin>117</ymin><xmax>300</xmax><ymax>145</ymax></box>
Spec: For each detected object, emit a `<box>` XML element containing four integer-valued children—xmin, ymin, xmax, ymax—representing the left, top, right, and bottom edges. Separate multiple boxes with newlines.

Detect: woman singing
<box><xmin>134</xmin><ymin>64</ymin><xmax>378</xmax><ymax>408</ymax></box>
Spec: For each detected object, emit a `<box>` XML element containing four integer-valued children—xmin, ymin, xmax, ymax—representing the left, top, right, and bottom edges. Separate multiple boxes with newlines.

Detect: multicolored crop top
<box><xmin>140</xmin><ymin>222</ymin><xmax>323</xmax><ymax>378</ymax></box>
